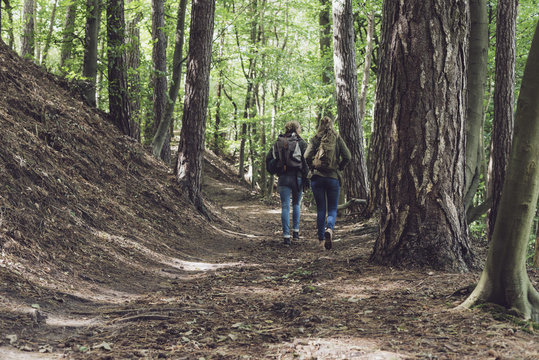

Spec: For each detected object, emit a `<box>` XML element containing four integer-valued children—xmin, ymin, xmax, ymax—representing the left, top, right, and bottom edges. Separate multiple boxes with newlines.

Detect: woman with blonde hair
<box><xmin>304</xmin><ymin>116</ymin><xmax>351</xmax><ymax>250</ymax></box>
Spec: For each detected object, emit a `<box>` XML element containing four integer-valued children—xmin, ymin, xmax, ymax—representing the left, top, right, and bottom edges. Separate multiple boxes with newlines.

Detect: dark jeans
<box><xmin>311</xmin><ymin>175</ymin><xmax>340</xmax><ymax>240</ymax></box>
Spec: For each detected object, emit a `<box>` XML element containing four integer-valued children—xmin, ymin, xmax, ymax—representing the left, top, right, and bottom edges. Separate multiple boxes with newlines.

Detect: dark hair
<box><xmin>284</xmin><ymin>121</ymin><xmax>301</xmax><ymax>135</ymax></box>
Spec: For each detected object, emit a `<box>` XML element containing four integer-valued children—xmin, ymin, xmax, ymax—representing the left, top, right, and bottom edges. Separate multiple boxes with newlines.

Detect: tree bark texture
<box><xmin>460</xmin><ymin>21</ymin><xmax>539</xmax><ymax>321</ymax></box>
<box><xmin>369</xmin><ymin>0</ymin><xmax>474</xmax><ymax>271</ymax></box>
<box><xmin>20</xmin><ymin>0</ymin><xmax>34</xmax><ymax>58</ymax></box>
<box><xmin>60</xmin><ymin>1</ymin><xmax>77</xmax><ymax>68</ymax></box>
<box><xmin>332</xmin><ymin>0</ymin><xmax>369</xmax><ymax>205</ymax></box>
<box><xmin>82</xmin><ymin>0</ymin><xmax>100</xmax><ymax>107</ymax></box>
<box><xmin>107</xmin><ymin>0</ymin><xmax>132</xmax><ymax>136</ymax></box>
<box><xmin>175</xmin><ymin>0</ymin><xmax>216</xmax><ymax>211</ymax></box>
<box><xmin>318</xmin><ymin>0</ymin><xmax>333</xmax><ymax>121</ymax></box>
<box><xmin>151</xmin><ymin>0</ymin><xmax>170</xmax><ymax>162</ymax></box>
<box><xmin>358</xmin><ymin>9</ymin><xmax>374</xmax><ymax>123</ymax></box>
<box><xmin>464</xmin><ymin>0</ymin><xmax>488</xmax><ymax>217</ymax></box>
<box><xmin>152</xmin><ymin>0</ymin><xmax>188</xmax><ymax>159</ymax></box>
<box><xmin>487</xmin><ymin>0</ymin><xmax>516</xmax><ymax>241</ymax></box>
<box><xmin>126</xmin><ymin>0</ymin><xmax>142</xmax><ymax>141</ymax></box>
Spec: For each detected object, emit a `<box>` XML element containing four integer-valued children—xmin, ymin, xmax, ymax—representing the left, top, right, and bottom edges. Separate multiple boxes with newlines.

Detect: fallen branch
<box><xmin>337</xmin><ymin>198</ymin><xmax>367</xmax><ymax>210</ymax></box>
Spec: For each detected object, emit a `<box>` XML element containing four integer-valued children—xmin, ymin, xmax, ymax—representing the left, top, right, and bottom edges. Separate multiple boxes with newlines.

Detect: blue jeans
<box><xmin>311</xmin><ymin>175</ymin><xmax>340</xmax><ymax>240</ymax></box>
<box><xmin>278</xmin><ymin>177</ymin><xmax>303</xmax><ymax>238</ymax></box>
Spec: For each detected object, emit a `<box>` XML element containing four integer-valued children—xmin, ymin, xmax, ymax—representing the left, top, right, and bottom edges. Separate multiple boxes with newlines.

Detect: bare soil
<box><xmin>0</xmin><ymin>40</ymin><xmax>538</xmax><ymax>360</ymax></box>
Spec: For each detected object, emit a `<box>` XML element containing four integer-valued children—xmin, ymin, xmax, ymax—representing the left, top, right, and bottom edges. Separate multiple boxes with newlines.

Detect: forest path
<box><xmin>3</xmin><ymin>167</ymin><xmax>539</xmax><ymax>359</ymax></box>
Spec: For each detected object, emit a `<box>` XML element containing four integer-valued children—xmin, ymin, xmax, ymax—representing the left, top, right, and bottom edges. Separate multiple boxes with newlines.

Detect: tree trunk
<box><xmin>237</xmin><ymin>0</ymin><xmax>258</xmax><ymax>180</ymax></box>
<box><xmin>464</xmin><ymin>0</ymin><xmax>488</xmax><ymax>219</ymax></box>
<box><xmin>460</xmin><ymin>21</ymin><xmax>539</xmax><ymax>321</ymax></box>
<box><xmin>358</xmin><ymin>9</ymin><xmax>374</xmax><ymax>122</ymax></box>
<box><xmin>213</xmin><ymin>26</ymin><xmax>226</xmax><ymax>155</ymax></box>
<box><xmin>60</xmin><ymin>1</ymin><xmax>77</xmax><ymax>69</ymax></box>
<box><xmin>125</xmin><ymin>0</ymin><xmax>142</xmax><ymax>140</ymax></box>
<box><xmin>3</xmin><ymin>0</ymin><xmax>15</xmax><ymax>49</ymax></box>
<box><xmin>152</xmin><ymin>0</ymin><xmax>188</xmax><ymax>159</ymax></box>
<box><xmin>96</xmin><ymin>34</ymin><xmax>106</xmax><ymax>108</ymax></box>
<box><xmin>82</xmin><ymin>0</ymin><xmax>100</xmax><ymax>107</ymax></box>
<box><xmin>534</xmin><ymin>216</ymin><xmax>539</xmax><ymax>268</ymax></box>
<box><xmin>369</xmin><ymin>0</ymin><xmax>474</xmax><ymax>271</ymax></box>
<box><xmin>41</xmin><ymin>0</ymin><xmax>58</xmax><ymax>65</ymax></box>
<box><xmin>486</xmin><ymin>0</ymin><xmax>516</xmax><ymax>241</ymax></box>
<box><xmin>332</xmin><ymin>0</ymin><xmax>369</xmax><ymax>208</ymax></box>
<box><xmin>151</xmin><ymin>0</ymin><xmax>170</xmax><ymax>162</ymax></box>
<box><xmin>20</xmin><ymin>0</ymin><xmax>34</xmax><ymax>59</ymax></box>
<box><xmin>175</xmin><ymin>0</ymin><xmax>216</xmax><ymax>213</ymax></box>
<box><xmin>318</xmin><ymin>0</ymin><xmax>333</xmax><ymax>120</ymax></box>
<box><xmin>106</xmin><ymin>0</ymin><xmax>132</xmax><ymax>136</ymax></box>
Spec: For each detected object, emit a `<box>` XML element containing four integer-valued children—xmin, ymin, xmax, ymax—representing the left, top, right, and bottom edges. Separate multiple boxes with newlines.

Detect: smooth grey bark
<box><xmin>464</xmin><ymin>0</ymin><xmax>488</xmax><ymax>219</ymax></box>
<box><xmin>152</xmin><ymin>0</ymin><xmax>188</xmax><ymax>159</ymax></box>
<box><xmin>332</xmin><ymin>0</ymin><xmax>369</xmax><ymax>206</ymax></box>
<box><xmin>82</xmin><ymin>0</ymin><xmax>101</xmax><ymax>107</ymax></box>
<box><xmin>20</xmin><ymin>0</ymin><xmax>34</xmax><ymax>58</ymax></box>
<box><xmin>369</xmin><ymin>0</ymin><xmax>474</xmax><ymax>271</ymax></box>
<box><xmin>60</xmin><ymin>1</ymin><xmax>77</xmax><ymax>68</ymax></box>
<box><xmin>106</xmin><ymin>0</ymin><xmax>132</xmax><ymax>136</ymax></box>
<box><xmin>459</xmin><ymin>21</ymin><xmax>539</xmax><ymax>321</ymax></box>
<box><xmin>175</xmin><ymin>0</ymin><xmax>216</xmax><ymax>213</ymax></box>
<box><xmin>486</xmin><ymin>0</ymin><xmax>517</xmax><ymax>241</ymax></box>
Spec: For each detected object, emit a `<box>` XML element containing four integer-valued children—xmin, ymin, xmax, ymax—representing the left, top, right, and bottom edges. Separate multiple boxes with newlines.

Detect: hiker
<box><xmin>304</xmin><ymin>116</ymin><xmax>351</xmax><ymax>250</ymax></box>
<box><xmin>266</xmin><ymin>121</ymin><xmax>309</xmax><ymax>245</ymax></box>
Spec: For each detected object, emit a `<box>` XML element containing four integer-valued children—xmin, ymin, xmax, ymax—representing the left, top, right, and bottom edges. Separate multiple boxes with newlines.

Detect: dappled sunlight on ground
<box><xmin>0</xmin><ymin>347</ymin><xmax>62</xmax><ymax>359</ymax></box>
<box><xmin>270</xmin><ymin>336</ymin><xmax>405</xmax><ymax>359</ymax></box>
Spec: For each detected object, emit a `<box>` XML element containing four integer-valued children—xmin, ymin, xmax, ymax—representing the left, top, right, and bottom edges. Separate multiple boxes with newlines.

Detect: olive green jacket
<box><xmin>304</xmin><ymin>134</ymin><xmax>351</xmax><ymax>180</ymax></box>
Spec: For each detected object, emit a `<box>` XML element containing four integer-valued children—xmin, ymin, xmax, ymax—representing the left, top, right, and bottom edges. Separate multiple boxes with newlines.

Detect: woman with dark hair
<box><xmin>266</xmin><ymin>121</ymin><xmax>309</xmax><ymax>245</ymax></box>
<box><xmin>304</xmin><ymin>116</ymin><xmax>351</xmax><ymax>250</ymax></box>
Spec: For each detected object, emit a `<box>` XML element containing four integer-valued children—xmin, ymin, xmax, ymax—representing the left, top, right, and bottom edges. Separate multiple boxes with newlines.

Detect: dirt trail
<box><xmin>1</xmin><ymin>38</ymin><xmax>537</xmax><ymax>359</ymax></box>
<box><xmin>2</xmin><ymin>167</ymin><xmax>538</xmax><ymax>359</ymax></box>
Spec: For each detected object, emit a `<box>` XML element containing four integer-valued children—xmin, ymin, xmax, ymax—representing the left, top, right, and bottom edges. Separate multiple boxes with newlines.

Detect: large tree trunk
<box><xmin>20</xmin><ymin>0</ymin><xmax>34</xmax><ymax>59</ymax></box>
<box><xmin>106</xmin><ymin>0</ymin><xmax>132</xmax><ymax>136</ymax></box>
<box><xmin>60</xmin><ymin>1</ymin><xmax>77</xmax><ymax>69</ymax></box>
<box><xmin>358</xmin><ymin>9</ymin><xmax>374</xmax><ymax>123</ymax></box>
<box><xmin>175</xmin><ymin>0</ymin><xmax>216</xmax><ymax>213</ymax></box>
<box><xmin>332</xmin><ymin>0</ymin><xmax>369</xmax><ymax>207</ymax></box>
<box><xmin>41</xmin><ymin>0</ymin><xmax>58</xmax><ymax>65</ymax></box>
<box><xmin>460</xmin><ymin>21</ymin><xmax>539</xmax><ymax>321</ymax></box>
<box><xmin>152</xmin><ymin>0</ymin><xmax>188</xmax><ymax>159</ymax></box>
<box><xmin>464</xmin><ymin>0</ymin><xmax>488</xmax><ymax>219</ymax></box>
<box><xmin>82</xmin><ymin>0</ymin><xmax>101</xmax><ymax>107</ymax></box>
<box><xmin>486</xmin><ymin>0</ymin><xmax>516</xmax><ymax>242</ymax></box>
<box><xmin>151</xmin><ymin>0</ymin><xmax>170</xmax><ymax>162</ymax></box>
<box><xmin>369</xmin><ymin>0</ymin><xmax>474</xmax><ymax>271</ymax></box>
<box><xmin>125</xmin><ymin>0</ymin><xmax>142</xmax><ymax>141</ymax></box>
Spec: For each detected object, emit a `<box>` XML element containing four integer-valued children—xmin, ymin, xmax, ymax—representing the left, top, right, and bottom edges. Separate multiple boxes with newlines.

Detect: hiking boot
<box><xmin>283</xmin><ymin>237</ymin><xmax>291</xmax><ymax>245</ymax></box>
<box><xmin>324</xmin><ymin>228</ymin><xmax>333</xmax><ymax>250</ymax></box>
<box><xmin>293</xmin><ymin>231</ymin><xmax>300</xmax><ymax>240</ymax></box>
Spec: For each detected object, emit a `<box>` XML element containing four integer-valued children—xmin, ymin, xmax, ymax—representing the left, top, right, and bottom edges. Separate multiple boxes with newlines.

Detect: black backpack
<box><xmin>272</xmin><ymin>133</ymin><xmax>302</xmax><ymax>173</ymax></box>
